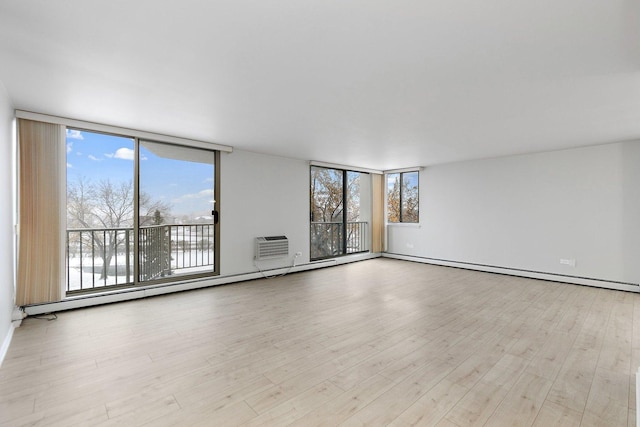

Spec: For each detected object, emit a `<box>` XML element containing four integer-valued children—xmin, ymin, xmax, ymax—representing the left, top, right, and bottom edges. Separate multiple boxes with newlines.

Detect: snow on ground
<box><xmin>66</xmin><ymin>250</ymin><xmax>214</xmax><ymax>292</ymax></box>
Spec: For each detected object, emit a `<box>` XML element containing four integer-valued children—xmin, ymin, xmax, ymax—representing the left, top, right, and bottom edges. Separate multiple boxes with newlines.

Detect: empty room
<box><xmin>0</xmin><ymin>1</ymin><xmax>639</xmax><ymax>426</ymax></box>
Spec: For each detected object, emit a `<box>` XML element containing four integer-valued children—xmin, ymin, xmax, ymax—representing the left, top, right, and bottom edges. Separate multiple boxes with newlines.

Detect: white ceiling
<box><xmin>1</xmin><ymin>0</ymin><xmax>639</xmax><ymax>170</ymax></box>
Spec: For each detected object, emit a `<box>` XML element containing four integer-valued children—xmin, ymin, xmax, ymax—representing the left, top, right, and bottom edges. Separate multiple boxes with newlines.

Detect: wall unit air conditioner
<box><xmin>255</xmin><ymin>236</ymin><xmax>289</xmax><ymax>260</ymax></box>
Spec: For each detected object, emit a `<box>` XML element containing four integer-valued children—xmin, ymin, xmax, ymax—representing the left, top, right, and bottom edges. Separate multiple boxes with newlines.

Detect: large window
<box><xmin>387</xmin><ymin>171</ymin><xmax>419</xmax><ymax>223</ymax></box>
<box><xmin>310</xmin><ymin>166</ymin><xmax>370</xmax><ymax>260</ymax></box>
<box><xmin>66</xmin><ymin>130</ymin><xmax>136</xmax><ymax>290</ymax></box>
<box><xmin>65</xmin><ymin>128</ymin><xmax>219</xmax><ymax>293</ymax></box>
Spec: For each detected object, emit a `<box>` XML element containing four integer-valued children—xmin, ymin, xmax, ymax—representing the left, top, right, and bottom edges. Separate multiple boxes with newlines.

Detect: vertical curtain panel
<box><xmin>16</xmin><ymin>119</ymin><xmax>65</xmax><ymax>306</ymax></box>
<box><xmin>371</xmin><ymin>173</ymin><xmax>385</xmax><ymax>253</ymax></box>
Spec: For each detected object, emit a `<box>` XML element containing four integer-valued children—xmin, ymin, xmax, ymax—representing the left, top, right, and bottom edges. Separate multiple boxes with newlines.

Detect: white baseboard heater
<box><xmin>255</xmin><ymin>236</ymin><xmax>289</xmax><ymax>260</ymax></box>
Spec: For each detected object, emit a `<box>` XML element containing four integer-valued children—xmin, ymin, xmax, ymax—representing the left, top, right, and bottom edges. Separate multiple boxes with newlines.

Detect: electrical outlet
<box><xmin>295</xmin><ymin>252</ymin><xmax>302</xmax><ymax>257</ymax></box>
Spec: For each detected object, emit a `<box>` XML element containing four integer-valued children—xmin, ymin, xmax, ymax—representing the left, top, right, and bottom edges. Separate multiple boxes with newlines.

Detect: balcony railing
<box><xmin>310</xmin><ymin>221</ymin><xmax>368</xmax><ymax>260</ymax></box>
<box><xmin>66</xmin><ymin>224</ymin><xmax>214</xmax><ymax>292</ymax></box>
<box><xmin>67</xmin><ymin>221</ymin><xmax>366</xmax><ymax>292</ymax></box>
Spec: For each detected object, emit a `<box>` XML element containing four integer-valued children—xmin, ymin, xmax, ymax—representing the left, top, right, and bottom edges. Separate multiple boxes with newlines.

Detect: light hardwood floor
<box><xmin>1</xmin><ymin>258</ymin><xmax>638</xmax><ymax>426</ymax></box>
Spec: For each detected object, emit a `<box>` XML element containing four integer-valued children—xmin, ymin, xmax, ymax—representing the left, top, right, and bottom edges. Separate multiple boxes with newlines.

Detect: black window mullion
<box><xmin>342</xmin><ymin>171</ymin><xmax>348</xmax><ymax>255</ymax></box>
<box><xmin>399</xmin><ymin>173</ymin><xmax>404</xmax><ymax>223</ymax></box>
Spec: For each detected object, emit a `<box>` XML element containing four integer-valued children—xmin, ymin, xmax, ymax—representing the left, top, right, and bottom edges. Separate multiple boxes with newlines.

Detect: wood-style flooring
<box><xmin>0</xmin><ymin>258</ymin><xmax>638</xmax><ymax>426</ymax></box>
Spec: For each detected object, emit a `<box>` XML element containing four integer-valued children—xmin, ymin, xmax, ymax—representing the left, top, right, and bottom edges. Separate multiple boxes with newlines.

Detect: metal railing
<box><xmin>66</xmin><ymin>224</ymin><xmax>215</xmax><ymax>292</ymax></box>
<box><xmin>310</xmin><ymin>221</ymin><xmax>368</xmax><ymax>260</ymax></box>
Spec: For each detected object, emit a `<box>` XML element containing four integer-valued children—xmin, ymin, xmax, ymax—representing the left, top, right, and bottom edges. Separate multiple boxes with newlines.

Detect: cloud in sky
<box><xmin>88</xmin><ymin>154</ymin><xmax>101</xmax><ymax>161</ymax></box>
<box><xmin>173</xmin><ymin>189</ymin><xmax>214</xmax><ymax>203</ymax></box>
<box><xmin>66</xmin><ymin>142</ymin><xmax>73</xmax><ymax>153</ymax></box>
<box><xmin>114</xmin><ymin>147</ymin><xmax>135</xmax><ymax>160</ymax></box>
<box><xmin>66</xmin><ymin>129</ymin><xmax>84</xmax><ymax>140</ymax></box>
<box><xmin>67</xmin><ymin>163</ymin><xmax>73</xmax><ymax>168</ymax></box>
<box><xmin>105</xmin><ymin>147</ymin><xmax>145</xmax><ymax>161</ymax></box>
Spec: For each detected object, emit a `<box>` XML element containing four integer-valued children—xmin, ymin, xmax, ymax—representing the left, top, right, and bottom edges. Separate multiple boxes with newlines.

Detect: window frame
<box><xmin>309</xmin><ymin>165</ymin><xmax>370</xmax><ymax>260</ymax></box>
<box><xmin>64</xmin><ymin>125</ymin><xmax>221</xmax><ymax>295</ymax></box>
<box><xmin>386</xmin><ymin>170</ymin><xmax>420</xmax><ymax>224</ymax></box>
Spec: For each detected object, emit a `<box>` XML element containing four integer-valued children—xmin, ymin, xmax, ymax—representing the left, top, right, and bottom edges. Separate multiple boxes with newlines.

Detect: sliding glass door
<box><xmin>137</xmin><ymin>141</ymin><xmax>219</xmax><ymax>283</ymax></box>
<box><xmin>310</xmin><ymin>166</ymin><xmax>370</xmax><ymax>260</ymax></box>
<box><xmin>65</xmin><ymin>129</ymin><xmax>219</xmax><ymax>293</ymax></box>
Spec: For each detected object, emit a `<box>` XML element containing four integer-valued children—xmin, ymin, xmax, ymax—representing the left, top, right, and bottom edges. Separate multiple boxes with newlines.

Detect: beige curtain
<box><xmin>371</xmin><ymin>173</ymin><xmax>385</xmax><ymax>253</ymax></box>
<box><xmin>16</xmin><ymin>119</ymin><xmax>65</xmax><ymax>306</ymax></box>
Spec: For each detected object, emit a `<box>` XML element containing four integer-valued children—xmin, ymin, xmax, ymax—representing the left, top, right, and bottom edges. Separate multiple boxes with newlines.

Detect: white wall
<box><xmin>220</xmin><ymin>150</ymin><xmax>310</xmax><ymax>275</ymax></box>
<box><xmin>387</xmin><ymin>142</ymin><xmax>640</xmax><ymax>285</ymax></box>
<box><xmin>0</xmin><ymin>81</ymin><xmax>15</xmax><ymax>361</ymax></box>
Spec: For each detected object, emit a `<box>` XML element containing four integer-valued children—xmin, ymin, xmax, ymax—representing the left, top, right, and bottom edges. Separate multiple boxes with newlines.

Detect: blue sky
<box><xmin>66</xmin><ymin>129</ymin><xmax>215</xmax><ymax>218</ymax></box>
<box><xmin>386</xmin><ymin>171</ymin><xmax>419</xmax><ymax>191</ymax></box>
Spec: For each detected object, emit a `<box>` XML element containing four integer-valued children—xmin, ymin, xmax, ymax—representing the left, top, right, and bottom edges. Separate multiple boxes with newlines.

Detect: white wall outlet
<box><xmin>560</xmin><ymin>258</ymin><xmax>576</xmax><ymax>267</ymax></box>
<box><xmin>295</xmin><ymin>252</ymin><xmax>302</xmax><ymax>257</ymax></box>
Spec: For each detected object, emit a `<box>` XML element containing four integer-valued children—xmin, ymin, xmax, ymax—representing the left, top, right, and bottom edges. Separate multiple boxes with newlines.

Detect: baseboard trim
<box><xmin>332</xmin><ymin>252</ymin><xmax>381</xmax><ymax>265</ymax></box>
<box><xmin>23</xmin><ymin>254</ymin><xmax>381</xmax><ymax>316</ymax></box>
<box><xmin>26</xmin><ymin>251</ymin><xmax>631</xmax><ymax>315</ymax></box>
<box><xmin>382</xmin><ymin>253</ymin><xmax>639</xmax><ymax>293</ymax></box>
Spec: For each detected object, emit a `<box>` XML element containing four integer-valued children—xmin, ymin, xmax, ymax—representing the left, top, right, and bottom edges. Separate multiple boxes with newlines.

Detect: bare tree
<box><xmin>387</xmin><ymin>175</ymin><xmax>401</xmax><ymax>223</ymax></box>
<box><xmin>310</xmin><ymin>167</ymin><xmax>343</xmax><ymax>223</ymax></box>
<box><xmin>67</xmin><ymin>177</ymin><xmax>171</xmax><ymax>280</ymax></box>
<box><xmin>310</xmin><ymin>167</ymin><xmax>361</xmax><ymax>258</ymax></box>
<box><xmin>387</xmin><ymin>174</ymin><xmax>418</xmax><ymax>223</ymax></box>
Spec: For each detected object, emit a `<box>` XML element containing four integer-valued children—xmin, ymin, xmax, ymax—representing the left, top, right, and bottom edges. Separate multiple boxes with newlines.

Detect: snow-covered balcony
<box><xmin>66</xmin><ymin>224</ymin><xmax>215</xmax><ymax>292</ymax></box>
